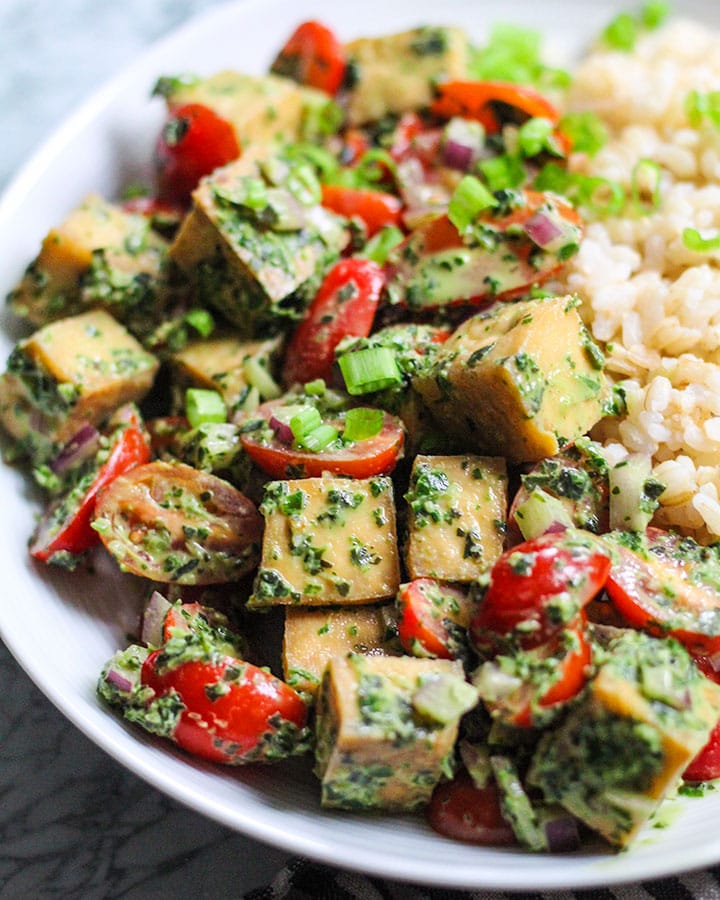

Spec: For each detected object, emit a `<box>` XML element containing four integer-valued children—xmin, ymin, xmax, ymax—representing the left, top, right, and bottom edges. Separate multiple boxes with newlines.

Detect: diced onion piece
<box><xmin>141</xmin><ymin>590</ymin><xmax>173</xmax><ymax>647</ymax></box>
<box><xmin>442</xmin><ymin>117</ymin><xmax>485</xmax><ymax>171</ymax></box>
<box><xmin>50</xmin><ymin>423</ymin><xmax>101</xmax><ymax>474</ymax></box>
<box><xmin>543</xmin><ymin>813</ymin><xmax>581</xmax><ymax>853</ymax></box>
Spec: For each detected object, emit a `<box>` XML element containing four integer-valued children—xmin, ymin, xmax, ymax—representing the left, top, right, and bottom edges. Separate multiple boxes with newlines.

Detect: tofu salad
<box><xmin>5</xmin><ymin>1</ymin><xmax>720</xmax><ymax>854</ymax></box>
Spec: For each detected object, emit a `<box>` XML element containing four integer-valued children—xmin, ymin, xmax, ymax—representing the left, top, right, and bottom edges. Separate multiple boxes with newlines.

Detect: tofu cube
<box><xmin>405</xmin><ymin>454</ymin><xmax>507</xmax><ymax>581</ymax></box>
<box><xmin>9</xmin><ymin>194</ymin><xmax>169</xmax><ymax>330</ymax></box>
<box><xmin>0</xmin><ymin>310</ymin><xmax>159</xmax><ymax>461</ymax></box>
<box><xmin>170</xmin><ymin>158</ymin><xmax>347</xmax><ymax>336</ymax></box>
<box><xmin>315</xmin><ymin>653</ymin><xmax>464</xmax><ymax>810</ymax></box>
<box><xmin>250</xmin><ymin>475</ymin><xmax>400</xmax><ymax>607</ymax></box>
<box><xmin>170</xmin><ymin>332</ymin><xmax>282</xmax><ymax>415</ymax></box>
<box><xmin>282</xmin><ymin>604</ymin><xmax>399</xmax><ymax>695</ymax></box>
<box><xmin>159</xmin><ymin>71</ymin><xmax>331</xmax><ymax>151</ymax></box>
<box><xmin>413</xmin><ymin>295</ymin><xmax>609</xmax><ymax>464</ymax></box>
<box><xmin>528</xmin><ymin>630</ymin><xmax>720</xmax><ymax>847</ymax></box>
<box><xmin>344</xmin><ymin>27</ymin><xmax>469</xmax><ymax>125</ymax></box>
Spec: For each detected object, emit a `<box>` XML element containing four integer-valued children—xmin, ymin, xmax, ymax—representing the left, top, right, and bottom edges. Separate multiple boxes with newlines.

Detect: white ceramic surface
<box><xmin>2</xmin><ymin>0</ymin><xmax>720</xmax><ymax>890</ymax></box>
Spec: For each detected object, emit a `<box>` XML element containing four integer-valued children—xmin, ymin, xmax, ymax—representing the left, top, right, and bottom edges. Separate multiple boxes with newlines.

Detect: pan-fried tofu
<box><xmin>404</xmin><ymin>454</ymin><xmax>507</xmax><ymax>581</ymax></box>
<box><xmin>413</xmin><ymin>295</ymin><xmax>610</xmax><ymax>465</ymax></box>
<box><xmin>0</xmin><ymin>310</ymin><xmax>158</xmax><ymax>462</ymax></box>
<box><xmin>315</xmin><ymin>653</ymin><xmax>467</xmax><ymax>810</ymax></box>
<box><xmin>250</xmin><ymin>475</ymin><xmax>400</xmax><ymax>607</ymax></box>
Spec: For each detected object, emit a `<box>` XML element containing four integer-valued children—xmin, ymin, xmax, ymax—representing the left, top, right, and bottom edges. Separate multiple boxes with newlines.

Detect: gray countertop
<box><xmin>0</xmin><ymin>2</ymin><xmax>292</xmax><ymax>896</ymax></box>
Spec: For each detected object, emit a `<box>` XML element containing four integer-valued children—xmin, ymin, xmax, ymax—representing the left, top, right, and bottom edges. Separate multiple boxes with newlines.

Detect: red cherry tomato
<box><xmin>283</xmin><ymin>257</ymin><xmax>385</xmax><ymax>387</ymax></box>
<box><xmin>498</xmin><ymin>618</ymin><xmax>593</xmax><ymax>729</ymax></box>
<box><xmin>470</xmin><ymin>531</ymin><xmax>611</xmax><ymax>655</ymax></box>
<box><xmin>396</xmin><ymin>578</ymin><xmax>475</xmax><ymax>659</ymax></box>
<box><xmin>156</xmin><ymin>103</ymin><xmax>240</xmax><ymax>205</ymax></box>
<box><xmin>141</xmin><ymin>650</ymin><xmax>307</xmax><ymax>765</ymax></box>
<box><xmin>320</xmin><ymin>185</ymin><xmax>403</xmax><ymax>237</ymax></box>
<box><xmin>270</xmin><ymin>20</ymin><xmax>346</xmax><ymax>95</ymax></box>
<box><xmin>431</xmin><ymin>80</ymin><xmax>561</xmax><ymax>134</ymax></box>
<box><xmin>30</xmin><ymin>418</ymin><xmax>151</xmax><ymax>563</ymax></box>
<box><xmin>684</xmin><ymin>717</ymin><xmax>720</xmax><ymax>782</ymax></box>
<box><xmin>427</xmin><ymin>771</ymin><xmax>516</xmax><ymax>846</ymax></box>
<box><xmin>605</xmin><ymin>528</ymin><xmax>720</xmax><ymax>656</ymax></box>
<box><xmin>240</xmin><ymin>400</ymin><xmax>404</xmax><ymax>480</ymax></box>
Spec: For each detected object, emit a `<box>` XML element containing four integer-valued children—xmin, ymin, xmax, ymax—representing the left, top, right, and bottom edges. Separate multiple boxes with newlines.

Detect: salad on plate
<box><xmin>5</xmin><ymin>0</ymin><xmax>720</xmax><ymax>856</ymax></box>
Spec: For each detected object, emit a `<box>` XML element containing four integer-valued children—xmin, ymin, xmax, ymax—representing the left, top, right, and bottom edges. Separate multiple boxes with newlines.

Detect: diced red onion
<box><xmin>104</xmin><ymin>668</ymin><xmax>134</xmax><ymax>693</ymax></box>
<box><xmin>544</xmin><ymin>814</ymin><xmax>581</xmax><ymax>853</ymax></box>
<box><xmin>141</xmin><ymin>590</ymin><xmax>172</xmax><ymax>647</ymax></box>
<box><xmin>442</xmin><ymin>139</ymin><xmax>476</xmax><ymax>172</ymax></box>
<box><xmin>50</xmin><ymin>423</ymin><xmax>100</xmax><ymax>474</ymax></box>
<box><xmin>545</xmin><ymin>521</ymin><xmax>569</xmax><ymax>535</ymax></box>
<box><xmin>523</xmin><ymin>212</ymin><xmax>564</xmax><ymax>250</ymax></box>
<box><xmin>269</xmin><ymin>414</ymin><xmax>294</xmax><ymax>445</ymax></box>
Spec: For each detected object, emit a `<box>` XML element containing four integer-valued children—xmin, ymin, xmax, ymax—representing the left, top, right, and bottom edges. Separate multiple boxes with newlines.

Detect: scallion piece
<box><xmin>286</xmin><ymin>163</ymin><xmax>321</xmax><ymax>206</ymax></box>
<box><xmin>685</xmin><ymin>89</ymin><xmax>720</xmax><ymax>130</ymax></box>
<box><xmin>478</xmin><ymin>154</ymin><xmax>526</xmax><ymax>193</ymax></box>
<box><xmin>362</xmin><ymin>225</ymin><xmax>404</xmax><ymax>265</ymax></box>
<box><xmin>682</xmin><ymin>227</ymin><xmax>720</xmax><ymax>252</ymax></box>
<box><xmin>448</xmin><ymin>175</ymin><xmax>498</xmax><ymax>233</ymax></box>
<box><xmin>185</xmin><ymin>388</ymin><xmax>226</xmax><ymax>428</ymax></box>
<box><xmin>517</xmin><ymin>117</ymin><xmax>559</xmax><ymax>158</ymax></box>
<box><xmin>575</xmin><ymin>175</ymin><xmax>625</xmax><ymax>216</ymax></box>
<box><xmin>640</xmin><ymin>0</ymin><xmax>670</xmax><ymax>29</ymax></box>
<box><xmin>243</xmin><ymin>357</ymin><xmax>282</xmax><ymax>400</ymax></box>
<box><xmin>558</xmin><ymin>111</ymin><xmax>608</xmax><ymax>157</ymax></box>
<box><xmin>304</xmin><ymin>379</ymin><xmax>327</xmax><ymax>397</ymax></box>
<box><xmin>602</xmin><ymin>12</ymin><xmax>639</xmax><ymax>51</ymax></box>
<box><xmin>338</xmin><ymin>347</ymin><xmax>403</xmax><ymax>396</ymax></box>
<box><xmin>290</xmin><ymin>407</ymin><xmax>322</xmax><ymax>441</ymax></box>
<box><xmin>184</xmin><ymin>307</ymin><xmax>215</xmax><ymax>338</ymax></box>
<box><xmin>343</xmin><ymin>407</ymin><xmax>383</xmax><ymax>442</ymax></box>
<box><xmin>297</xmin><ymin>423</ymin><xmax>339</xmax><ymax>452</ymax></box>
<box><xmin>631</xmin><ymin>159</ymin><xmax>662</xmax><ymax>213</ymax></box>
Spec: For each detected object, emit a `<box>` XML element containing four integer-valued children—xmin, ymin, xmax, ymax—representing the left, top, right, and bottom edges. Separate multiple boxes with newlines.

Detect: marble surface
<box><xmin>0</xmin><ymin>2</ymin><xmax>293</xmax><ymax>896</ymax></box>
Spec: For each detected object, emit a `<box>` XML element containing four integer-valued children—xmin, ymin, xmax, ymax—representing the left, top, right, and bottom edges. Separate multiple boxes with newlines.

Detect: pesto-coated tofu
<box><xmin>413</xmin><ymin>295</ymin><xmax>609</xmax><ymax>465</ymax></box>
<box><xmin>170</xmin><ymin>332</ymin><xmax>282</xmax><ymax>415</ymax></box>
<box><xmin>405</xmin><ymin>454</ymin><xmax>507</xmax><ymax>581</ymax></box>
<box><xmin>528</xmin><ymin>630</ymin><xmax>720</xmax><ymax>847</ymax></box>
<box><xmin>250</xmin><ymin>475</ymin><xmax>400</xmax><ymax>607</ymax></box>
<box><xmin>315</xmin><ymin>653</ymin><xmax>465</xmax><ymax>810</ymax></box>
<box><xmin>170</xmin><ymin>157</ymin><xmax>347</xmax><ymax>336</ymax></box>
<box><xmin>0</xmin><ymin>310</ymin><xmax>158</xmax><ymax>462</ymax></box>
<box><xmin>158</xmin><ymin>71</ymin><xmax>334</xmax><ymax>152</ymax></box>
<box><xmin>344</xmin><ymin>26</ymin><xmax>469</xmax><ymax>125</ymax></box>
<box><xmin>282</xmin><ymin>604</ymin><xmax>399</xmax><ymax>695</ymax></box>
<box><xmin>9</xmin><ymin>194</ymin><xmax>169</xmax><ymax>332</ymax></box>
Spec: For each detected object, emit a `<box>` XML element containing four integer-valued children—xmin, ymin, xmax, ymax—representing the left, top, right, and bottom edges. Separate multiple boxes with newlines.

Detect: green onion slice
<box><xmin>184</xmin><ymin>307</ymin><xmax>215</xmax><ymax>338</ymax></box>
<box><xmin>185</xmin><ymin>388</ymin><xmax>227</xmax><ymax>428</ymax></box>
<box><xmin>290</xmin><ymin>407</ymin><xmax>323</xmax><ymax>441</ymax></box>
<box><xmin>631</xmin><ymin>159</ymin><xmax>662</xmax><ymax>213</ymax></box>
<box><xmin>362</xmin><ymin>225</ymin><xmax>405</xmax><ymax>265</ymax></box>
<box><xmin>448</xmin><ymin>175</ymin><xmax>498</xmax><ymax>234</ymax></box>
<box><xmin>338</xmin><ymin>347</ymin><xmax>403</xmax><ymax>396</ymax></box>
<box><xmin>297</xmin><ymin>423</ymin><xmax>340</xmax><ymax>452</ymax></box>
<box><xmin>682</xmin><ymin>227</ymin><xmax>720</xmax><ymax>252</ymax></box>
<box><xmin>343</xmin><ymin>407</ymin><xmax>384</xmax><ymax>442</ymax></box>
<box><xmin>478</xmin><ymin>154</ymin><xmax>526</xmax><ymax>193</ymax></box>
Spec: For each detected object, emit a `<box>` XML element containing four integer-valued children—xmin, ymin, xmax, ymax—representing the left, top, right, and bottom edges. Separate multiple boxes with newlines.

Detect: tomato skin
<box><xmin>270</xmin><ymin>21</ymin><xmax>346</xmax><ymax>95</ymax></box>
<box><xmin>320</xmin><ymin>185</ymin><xmax>403</xmax><ymax>237</ymax></box>
<box><xmin>30</xmin><ymin>422</ymin><xmax>151</xmax><ymax>562</ymax></box>
<box><xmin>470</xmin><ymin>531</ymin><xmax>611</xmax><ymax>655</ymax></box>
<box><xmin>396</xmin><ymin>579</ymin><xmax>474</xmax><ymax>659</ymax></box>
<box><xmin>683</xmin><ymin>717</ymin><xmax>720</xmax><ymax>782</ymax></box>
<box><xmin>427</xmin><ymin>771</ymin><xmax>516</xmax><ymax>846</ymax></box>
<box><xmin>503</xmin><ymin>618</ymin><xmax>592</xmax><ymax>728</ymax></box>
<box><xmin>283</xmin><ymin>258</ymin><xmax>385</xmax><ymax>387</ymax></box>
<box><xmin>605</xmin><ymin>528</ymin><xmax>720</xmax><ymax>656</ymax></box>
<box><xmin>431</xmin><ymin>80</ymin><xmax>561</xmax><ymax>133</ymax></box>
<box><xmin>141</xmin><ymin>651</ymin><xmax>307</xmax><ymax>765</ymax></box>
<box><xmin>240</xmin><ymin>401</ymin><xmax>404</xmax><ymax>480</ymax></box>
<box><xmin>156</xmin><ymin>103</ymin><xmax>240</xmax><ymax>204</ymax></box>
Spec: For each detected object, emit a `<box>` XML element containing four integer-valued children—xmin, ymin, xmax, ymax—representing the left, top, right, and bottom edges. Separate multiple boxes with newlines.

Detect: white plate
<box><xmin>2</xmin><ymin>0</ymin><xmax>720</xmax><ymax>890</ymax></box>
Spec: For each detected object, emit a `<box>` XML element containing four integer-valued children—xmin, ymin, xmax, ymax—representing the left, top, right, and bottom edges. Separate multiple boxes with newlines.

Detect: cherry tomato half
<box><xmin>240</xmin><ymin>400</ymin><xmax>404</xmax><ymax>480</ymax></box>
<box><xmin>283</xmin><ymin>258</ymin><xmax>385</xmax><ymax>387</ymax></box>
<box><xmin>142</xmin><ymin>650</ymin><xmax>308</xmax><ymax>765</ymax></box>
<box><xmin>396</xmin><ymin>578</ymin><xmax>475</xmax><ymax>659</ymax></box>
<box><xmin>270</xmin><ymin>20</ymin><xmax>346</xmax><ymax>96</ymax></box>
<box><xmin>427</xmin><ymin>771</ymin><xmax>516</xmax><ymax>846</ymax></box>
<box><xmin>30</xmin><ymin>417</ymin><xmax>151</xmax><ymax>563</ymax></box>
<box><xmin>470</xmin><ymin>531</ymin><xmax>611</xmax><ymax>655</ymax></box>
<box><xmin>320</xmin><ymin>185</ymin><xmax>403</xmax><ymax>237</ymax></box>
<box><xmin>605</xmin><ymin>527</ymin><xmax>720</xmax><ymax>656</ymax></box>
<box><xmin>156</xmin><ymin>103</ymin><xmax>240</xmax><ymax>205</ymax></box>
